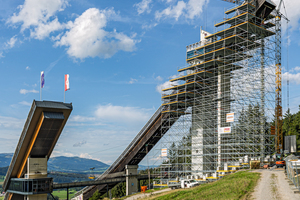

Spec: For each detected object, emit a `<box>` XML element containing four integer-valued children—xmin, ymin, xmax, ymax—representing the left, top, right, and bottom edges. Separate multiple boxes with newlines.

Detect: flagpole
<box><xmin>64</xmin><ymin>74</ymin><xmax>65</xmax><ymax>103</ymax></box>
<box><xmin>40</xmin><ymin>72</ymin><xmax>42</xmax><ymax>101</ymax></box>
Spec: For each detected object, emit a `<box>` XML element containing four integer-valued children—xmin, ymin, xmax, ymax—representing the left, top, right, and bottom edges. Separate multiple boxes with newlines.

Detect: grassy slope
<box><xmin>148</xmin><ymin>171</ymin><xmax>260</xmax><ymax>200</ymax></box>
<box><xmin>0</xmin><ymin>176</ymin><xmax>4</xmax><ymax>200</ymax></box>
<box><xmin>0</xmin><ymin>175</ymin><xmax>5</xmax><ymax>184</ymax></box>
<box><xmin>52</xmin><ymin>189</ymin><xmax>77</xmax><ymax>200</ymax></box>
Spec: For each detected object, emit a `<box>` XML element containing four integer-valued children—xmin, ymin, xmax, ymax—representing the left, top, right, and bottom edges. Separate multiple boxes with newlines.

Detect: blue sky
<box><xmin>0</xmin><ymin>0</ymin><xmax>299</xmax><ymax>165</ymax></box>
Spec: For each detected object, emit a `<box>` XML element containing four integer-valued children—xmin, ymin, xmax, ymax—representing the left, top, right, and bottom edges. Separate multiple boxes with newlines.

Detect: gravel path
<box><xmin>251</xmin><ymin>168</ymin><xmax>300</xmax><ymax>200</ymax></box>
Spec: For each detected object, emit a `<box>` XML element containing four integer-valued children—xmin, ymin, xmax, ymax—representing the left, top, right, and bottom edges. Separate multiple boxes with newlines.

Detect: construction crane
<box><xmin>275</xmin><ymin>0</ymin><xmax>289</xmax><ymax>154</ymax></box>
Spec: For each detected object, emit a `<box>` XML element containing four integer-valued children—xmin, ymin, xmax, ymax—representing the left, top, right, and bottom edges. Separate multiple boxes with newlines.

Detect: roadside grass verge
<box><xmin>147</xmin><ymin>171</ymin><xmax>260</xmax><ymax>200</ymax></box>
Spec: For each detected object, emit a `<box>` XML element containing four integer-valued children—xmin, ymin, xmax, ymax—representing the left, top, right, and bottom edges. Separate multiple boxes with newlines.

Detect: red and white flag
<box><xmin>65</xmin><ymin>74</ymin><xmax>70</xmax><ymax>91</ymax></box>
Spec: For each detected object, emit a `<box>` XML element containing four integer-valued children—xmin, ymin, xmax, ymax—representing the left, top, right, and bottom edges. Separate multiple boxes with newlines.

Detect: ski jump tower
<box><xmin>159</xmin><ymin>0</ymin><xmax>277</xmax><ymax>178</ymax></box>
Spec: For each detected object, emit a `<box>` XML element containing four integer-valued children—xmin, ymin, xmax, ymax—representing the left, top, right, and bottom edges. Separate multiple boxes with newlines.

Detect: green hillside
<box><xmin>147</xmin><ymin>171</ymin><xmax>260</xmax><ymax>200</ymax></box>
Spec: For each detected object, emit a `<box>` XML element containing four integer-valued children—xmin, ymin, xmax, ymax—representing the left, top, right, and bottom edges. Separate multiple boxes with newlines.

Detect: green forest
<box><xmin>282</xmin><ymin>106</ymin><xmax>300</xmax><ymax>151</ymax></box>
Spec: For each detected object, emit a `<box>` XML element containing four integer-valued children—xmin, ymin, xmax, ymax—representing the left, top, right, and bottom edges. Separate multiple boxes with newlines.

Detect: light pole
<box><xmin>146</xmin><ymin>144</ymin><xmax>151</xmax><ymax>190</ymax></box>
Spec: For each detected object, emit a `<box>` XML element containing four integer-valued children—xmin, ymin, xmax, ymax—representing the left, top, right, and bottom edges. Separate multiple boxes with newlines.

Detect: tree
<box><xmin>89</xmin><ymin>189</ymin><xmax>102</xmax><ymax>200</ymax></box>
<box><xmin>282</xmin><ymin>106</ymin><xmax>300</xmax><ymax>151</ymax></box>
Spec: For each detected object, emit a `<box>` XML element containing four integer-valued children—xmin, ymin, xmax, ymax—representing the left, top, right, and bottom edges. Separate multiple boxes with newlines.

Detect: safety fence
<box><xmin>286</xmin><ymin>159</ymin><xmax>300</xmax><ymax>191</ymax></box>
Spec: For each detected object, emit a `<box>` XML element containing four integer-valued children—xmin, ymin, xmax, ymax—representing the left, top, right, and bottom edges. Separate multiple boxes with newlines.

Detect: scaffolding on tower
<box><xmin>150</xmin><ymin>0</ymin><xmax>280</xmax><ymax>181</ymax></box>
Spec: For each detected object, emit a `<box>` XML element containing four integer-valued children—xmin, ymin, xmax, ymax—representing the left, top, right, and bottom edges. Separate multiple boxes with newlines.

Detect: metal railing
<box><xmin>286</xmin><ymin>159</ymin><xmax>300</xmax><ymax>191</ymax></box>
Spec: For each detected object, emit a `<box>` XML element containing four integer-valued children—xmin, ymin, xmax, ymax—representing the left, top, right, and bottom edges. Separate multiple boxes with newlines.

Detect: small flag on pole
<box><xmin>41</xmin><ymin>71</ymin><xmax>45</xmax><ymax>88</ymax></box>
<box><xmin>65</xmin><ymin>74</ymin><xmax>70</xmax><ymax>91</ymax></box>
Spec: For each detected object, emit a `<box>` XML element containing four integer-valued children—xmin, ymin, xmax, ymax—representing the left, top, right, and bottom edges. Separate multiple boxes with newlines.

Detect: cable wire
<box><xmin>283</xmin><ymin>0</ymin><xmax>289</xmax><ymax>111</ymax></box>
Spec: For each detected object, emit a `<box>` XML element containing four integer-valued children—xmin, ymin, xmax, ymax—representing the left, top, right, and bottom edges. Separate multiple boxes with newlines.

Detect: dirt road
<box><xmin>251</xmin><ymin>168</ymin><xmax>299</xmax><ymax>200</ymax></box>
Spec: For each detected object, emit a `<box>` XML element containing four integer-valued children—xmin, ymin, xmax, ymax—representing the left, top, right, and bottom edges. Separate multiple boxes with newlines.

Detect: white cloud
<box><xmin>155</xmin><ymin>1</ymin><xmax>186</xmax><ymax>21</ymax></box>
<box><xmin>5</xmin><ymin>36</ymin><xmax>17</xmax><ymax>49</ymax></box>
<box><xmin>95</xmin><ymin>104</ymin><xmax>150</xmax><ymax>123</ymax></box>
<box><xmin>79</xmin><ymin>153</ymin><xmax>92</xmax><ymax>159</ymax></box>
<box><xmin>155</xmin><ymin>76</ymin><xmax>163</xmax><ymax>81</ymax></box>
<box><xmin>8</xmin><ymin>0</ymin><xmax>68</xmax><ymax>30</ymax></box>
<box><xmin>70</xmin><ymin>115</ymin><xmax>96</xmax><ymax>122</ymax></box>
<box><xmin>58</xmin><ymin>152</ymin><xmax>75</xmax><ymax>157</ymax></box>
<box><xmin>7</xmin><ymin>0</ymin><xmax>68</xmax><ymax>40</ymax></box>
<box><xmin>142</xmin><ymin>23</ymin><xmax>158</xmax><ymax>29</ymax></box>
<box><xmin>283</xmin><ymin>72</ymin><xmax>300</xmax><ymax>85</ymax></box>
<box><xmin>7</xmin><ymin>1</ymin><xmax>138</xmax><ymax>59</ymax></box>
<box><xmin>0</xmin><ymin>116</ymin><xmax>24</xmax><ymax>129</ymax></box>
<box><xmin>19</xmin><ymin>101</ymin><xmax>31</xmax><ymax>106</ymax></box>
<box><xmin>26</xmin><ymin>66</ymin><xmax>30</xmax><ymax>70</ymax></box>
<box><xmin>129</xmin><ymin>78</ymin><xmax>138</xmax><ymax>84</ymax></box>
<box><xmin>73</xmin><ymin>140</ymin><xmax>87</xmax><ymax>147</ymax></box>
<box><xmin>156</xmin><ymin>75</ymin><xmax>178</xmax><ymax>94</ymax></box>
<box><xmin>30</xmin><ymin>17</ymin><xmax>65</xmax><ymax>39</ymax></box>
<box><xmin>155</xmin><ymin>0</ymin><xmax>208</xmax><ymax>21</ymax></box>
<box><xmin>19</xmin><ymin>89</ymin><xmax>39</xmax><ymax>94</ymax></box>
<box><xmin>0</xmin><ymin>52</ymin><xmax>4</xmax><ymax>58</ymax></box>
<box><xmin>163</xmin><ymin>0</ymin><xmax>176</xmax><ymax>3</ymax></box>
<box><xmin>55</xmin><ymin>8</ymin><xmax>138</xmax><ymax>59</ymax></box>
<box><xmin>134</xmin><ymin>0</ymin><xmax>153</xmax><ymax>15</ymax></box>
<box><xmin>290</xmin><ymin>66</ymin><xmax>300</xmax><ymax>72</ymax></box>
<box><xmin>156</xmin><ymin>81</ymin><xmax>177</xmax><ymax>94</ymax></box>
<box><xmin>186</xmin><ymin>0</ymin><xmax>207</xmax><ymax>19</ymax></box>
<box><xmin>78</xmin><ymin>153</ymin><xmax>106</xmax><ymax>162</ymax></box>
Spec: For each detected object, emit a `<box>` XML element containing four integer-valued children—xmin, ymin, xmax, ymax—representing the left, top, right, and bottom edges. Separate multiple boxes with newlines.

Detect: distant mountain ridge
<box><xmin>0</xmin><ymin>153</ymin><xmax>157</xmax><ymax>176</ymax></box>
<box><xmin>0</xmin><ymin>153</ymin><xmax>109</xmax><ymax>174</ymax></box>
<box><xmin>0</xmin><ymin>153</ymin><xmax>13</xmax><ymax>168</ymax></box>
<box><xmin>48</xmin><ymin>156</ymin><xmax>109</xmax><ymax>173</ymax></box>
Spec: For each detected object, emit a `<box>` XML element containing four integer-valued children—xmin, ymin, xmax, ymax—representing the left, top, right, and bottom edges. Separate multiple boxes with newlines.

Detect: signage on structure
<box><xmin>226</xmin><ymin>113</ymin><xmax>234</xmax><ymax>122</ymax></box>
<box><xmin>161</xmin><ymin>148</ymin><xmax>168</xmax><ymax>157</ymax></box>
<box><xmin>219</xmin><ymin>127</ymin><xmax>231</xmax><ymax>134</ymax></box>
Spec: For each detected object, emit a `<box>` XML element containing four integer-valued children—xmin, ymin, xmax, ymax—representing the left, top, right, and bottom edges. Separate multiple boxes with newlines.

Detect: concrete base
<box><xmin>26</xmin><ymin>157</ymin><xmax>48</xmax><ymax>200</ymax></box>
<box><xmin>27</xmin><ymin>157</ymin><xmax>47</xmax><ymax>179</ymax></box>
<box><xmin>10</xmin><ymin>194</ymin><xmax>23</xmax><ymax>200</ymax></box>
<box><xmin>26</xmin><ymin>194</ymin><xmax>47</xmax><ymax>200</ymax></box>
<box><xmin>126</xmin><ymin>165</ymin><xmax>138</xmax><ymax>196</ymax></box>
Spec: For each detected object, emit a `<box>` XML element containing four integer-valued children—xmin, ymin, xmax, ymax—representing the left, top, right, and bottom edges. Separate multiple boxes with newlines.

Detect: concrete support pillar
<box><xmin>26</xmin><ymin>157</ymin><xmax>48</xmax><ymax>200</ymax></box>
<box><xmin>125</xmin><ymin>165</ymin><xmax>138</xmax><ymax>196</ymax></box>
<box><xmin>26</xmin><ymin>194</ymin><xmax>47</xmax><ymax>200</ymax></box>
